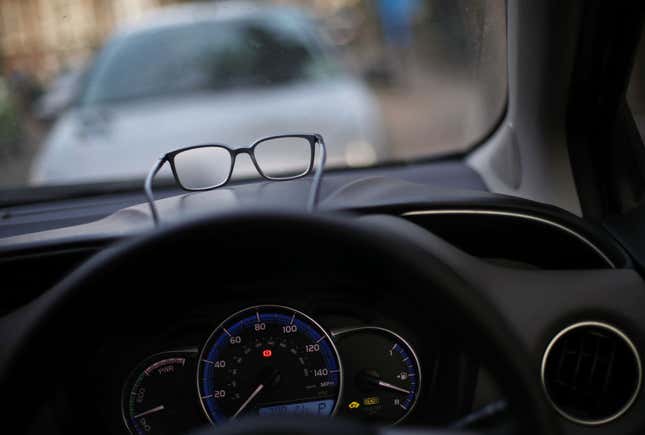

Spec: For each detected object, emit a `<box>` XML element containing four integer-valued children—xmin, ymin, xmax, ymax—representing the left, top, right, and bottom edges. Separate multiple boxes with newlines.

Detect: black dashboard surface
<box><xmin>0</xmin><ymin>159</ymin><xmax>627</xmax><ymax>271</ymax></box>
<box><xmin>0</xmin><ymin>158</ymin><xmax>633</xmax><ymax>318</ymax></box>
<box><xmin>0</xmin><ymin>161</ymin><xmax>484</xmax><ymax>240</ymax></box>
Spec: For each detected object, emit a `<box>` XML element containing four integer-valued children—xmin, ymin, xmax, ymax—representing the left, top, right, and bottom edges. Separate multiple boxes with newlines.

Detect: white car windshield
<box><xmin>83</xmin><ymin>15</ymin><xmax>340</xmax><ymax>104</ymax></box>
<box><xmin>0</xmin><ymin>0</ymin><xmax>507</xmax><ymax>190</ymax></box>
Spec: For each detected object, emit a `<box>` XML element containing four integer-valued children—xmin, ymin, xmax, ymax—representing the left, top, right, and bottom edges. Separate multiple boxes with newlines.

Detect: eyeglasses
<box><xmin>144</xmin><ymin>134</ymin><xmax>327</xmax><ymax>225</ymax></box>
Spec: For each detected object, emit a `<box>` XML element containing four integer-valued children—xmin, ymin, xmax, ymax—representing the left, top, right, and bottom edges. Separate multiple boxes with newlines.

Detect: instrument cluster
<box><xmin>119</xmin><ymin>305</ymin><xmax>423</xmax><ymax>435</ymax></box>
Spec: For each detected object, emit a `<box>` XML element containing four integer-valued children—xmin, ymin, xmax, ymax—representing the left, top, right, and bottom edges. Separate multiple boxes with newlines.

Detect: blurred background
<box><xmin>0</xmin><ymin>0</ymin><xmax>506</xmax><ymax>188</ymax></box>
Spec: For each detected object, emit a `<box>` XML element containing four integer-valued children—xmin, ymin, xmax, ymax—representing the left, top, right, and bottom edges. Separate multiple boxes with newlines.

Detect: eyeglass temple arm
<box><xmin>144</xmin><ymin>156</ymin><xmax>166</xmax><ymax>226</ymax></box>
<box><xmin>307</xmin><ymin>135</ymin><xmax>327</xmax><ymax>212</ymax></box>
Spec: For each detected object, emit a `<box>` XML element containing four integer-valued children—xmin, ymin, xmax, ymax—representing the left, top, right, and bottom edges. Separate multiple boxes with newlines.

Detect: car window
<box><xmin>0</xmin><ymin>0</ymin><xmax>507</xmax><ymax>190</ymax></box>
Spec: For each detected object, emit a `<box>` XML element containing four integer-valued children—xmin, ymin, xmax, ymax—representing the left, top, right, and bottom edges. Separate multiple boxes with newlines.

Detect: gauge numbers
<box><xmin>335</xmin><ymin>326</ymin><xmax>421</xmax><ymax>425</ymax></box>
<box><xmin>197</xmin><ymin>305</ymin><xmax>342</xmax><ymax>424</ymax></box>
<box><xmin>122</xmin><ymin>350</ymin><xmax>203</xmax><ymax>435</ymax></box>
<box><xmin>122</xmin><ymin>309</ymin><xmax>420</xmax><ymax>430</ymax></box>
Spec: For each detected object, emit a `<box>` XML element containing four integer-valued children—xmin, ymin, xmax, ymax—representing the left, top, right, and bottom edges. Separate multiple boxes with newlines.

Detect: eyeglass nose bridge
<box><xmin>229</xmin><ymin>145</ymin><xmax>265</xmax><ymax>175</ymax></box>
<box><xmin>230</xmin><ymin>146</ymin><xmax>254</xmax><ymax>157</ymax></box>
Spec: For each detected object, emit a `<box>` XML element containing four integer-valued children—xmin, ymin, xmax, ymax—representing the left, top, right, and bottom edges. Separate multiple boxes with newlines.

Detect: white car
<box><xmin>33</xmin><ymin>65</ymin><xmax>86</xmax><ymax>123</ymax></box>
<box><xmin>31</xmin><ymin>2</ymin><xmax>387</xmax><ymax>185</ymax></box>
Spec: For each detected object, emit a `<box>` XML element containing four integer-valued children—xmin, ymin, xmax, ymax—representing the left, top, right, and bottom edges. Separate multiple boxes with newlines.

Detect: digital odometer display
<box><xmin>197</xmin><ymin>305</ymin><xmax>342</xmax><ymax>424</ymax></box>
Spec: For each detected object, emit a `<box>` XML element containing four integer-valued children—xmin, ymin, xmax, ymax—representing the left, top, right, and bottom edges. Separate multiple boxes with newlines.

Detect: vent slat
<box><xmin>587</xmin><ymin>337</ymin><xmax>601</xmax><ymax>390</ymax></box>
<box><xmin>571</xmin><ymin>334</ymin><xmax>586</xmax><ymax>387</ymax></box>
<box><xmin>602</xmin><ymin>339</ymin><xmax>617</xmax><ymax>394</ymax></box>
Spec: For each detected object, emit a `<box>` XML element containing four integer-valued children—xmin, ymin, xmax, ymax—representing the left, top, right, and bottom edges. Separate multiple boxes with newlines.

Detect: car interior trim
<box><xmin>401</xmin><ymin>209</ymin><xmax>616</xmax><ymax>268</ymax></box>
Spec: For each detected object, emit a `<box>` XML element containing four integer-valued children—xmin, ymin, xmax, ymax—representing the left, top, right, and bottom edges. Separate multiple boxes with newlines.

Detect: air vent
<box><xmin>541</xmin><ymin>322</ymin><xmax>642</xmax><ymax>425</ymax></box>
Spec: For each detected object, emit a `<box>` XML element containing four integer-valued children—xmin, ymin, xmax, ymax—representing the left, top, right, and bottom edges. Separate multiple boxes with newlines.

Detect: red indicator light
<box><xmin>262</xmin><ymin>349</ymin><xmax>272</xmax><ymax>358</ymax></box>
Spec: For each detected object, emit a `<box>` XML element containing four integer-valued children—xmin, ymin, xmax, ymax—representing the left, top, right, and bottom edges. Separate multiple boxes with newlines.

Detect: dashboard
<box><xmin>1</xmin><ymin>171</ymin><xmax>642</xmax><ymax>435</ymax></box>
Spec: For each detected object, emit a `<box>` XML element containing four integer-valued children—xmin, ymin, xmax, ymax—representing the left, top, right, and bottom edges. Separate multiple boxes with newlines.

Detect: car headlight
<box><xmin>345</xmin><ymin>140</ymin><xmax>377</xmax><ymax>167</ymax></box>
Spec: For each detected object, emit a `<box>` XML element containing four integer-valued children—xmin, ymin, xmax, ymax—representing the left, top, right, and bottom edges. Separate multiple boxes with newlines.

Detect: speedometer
<box><xmin>197</xmin><ymin>305</ymin><xmax>342</xmax><ymax>424</ymax></box>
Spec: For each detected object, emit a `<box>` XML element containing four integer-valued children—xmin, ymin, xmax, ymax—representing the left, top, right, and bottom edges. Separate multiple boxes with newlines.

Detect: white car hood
<box><xmin>31</xmin><ymin>78</ymin><xmax>386</xmax><ymax>184</ymax></box>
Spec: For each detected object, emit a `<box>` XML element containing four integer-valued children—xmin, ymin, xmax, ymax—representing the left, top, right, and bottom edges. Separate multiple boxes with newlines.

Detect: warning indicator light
<box><xmin>262</xmin><ymin>349</ymin><xmax>272</xmax><ymax>358</ymax></box>
<box><xmin>364</xmin><ymin>396</ymin><xmax>380</xmax><ymax>406</ymax></box>
<box><xmin>348</xmin><ymin>401</ymin><xmax>360</xmax><ymax>409</ymax></box>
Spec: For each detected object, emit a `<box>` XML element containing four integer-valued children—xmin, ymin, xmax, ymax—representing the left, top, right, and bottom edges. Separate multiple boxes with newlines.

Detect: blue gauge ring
<box><xmin>197</xmin><ymin>305</ymin><xmax>343</xmax><ymax>424</ymax></box>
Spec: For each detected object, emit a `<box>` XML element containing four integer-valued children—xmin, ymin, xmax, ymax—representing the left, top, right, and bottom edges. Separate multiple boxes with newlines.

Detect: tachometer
<box><xmin>197</xmin><ymin>305</ymin><xmax>342</xmax><ymax>424</ymax></box>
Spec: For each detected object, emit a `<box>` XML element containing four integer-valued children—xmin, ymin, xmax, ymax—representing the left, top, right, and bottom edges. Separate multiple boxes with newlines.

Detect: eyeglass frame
<box><xmin>144</xmin><ymin>133</ymin><xmax>327</xmax><ymax>226</ymax></box>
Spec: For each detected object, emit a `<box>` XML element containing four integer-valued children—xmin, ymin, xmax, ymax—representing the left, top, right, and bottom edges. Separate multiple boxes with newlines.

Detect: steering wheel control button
<box><xmin>334</xmin><ymin>327</ymin><xmax>421</xmax><ymax>425</ymax></box>
<box><xmin>197</xmin><ymin>305</ymin><xmax>342</xmax><ymax>424</ymax></box>
<box><xmin>541</xmin><ymin>321</ymin><xmax>642</xmax><ymax>425</ymax></box>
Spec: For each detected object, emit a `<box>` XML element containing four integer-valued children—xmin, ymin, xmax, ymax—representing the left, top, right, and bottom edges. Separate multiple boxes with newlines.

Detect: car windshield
<box><xmin>0</xmin><ymin>0</ymin><xmax>506</xmax><ymax>191</ymax></box>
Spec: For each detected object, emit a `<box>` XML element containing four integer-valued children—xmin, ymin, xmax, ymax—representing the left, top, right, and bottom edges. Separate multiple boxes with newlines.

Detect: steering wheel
<box><xmin>0</xmin><ymin>211</ymin><xmax>558</xmax><ymax>435</ymax></box>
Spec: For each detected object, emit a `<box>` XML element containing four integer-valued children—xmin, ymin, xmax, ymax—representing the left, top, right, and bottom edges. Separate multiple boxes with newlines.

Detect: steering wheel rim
<box><xmin>0</xmin><ymin>210</ymin><xmax>558</xmax><ymax>435</ymax></box>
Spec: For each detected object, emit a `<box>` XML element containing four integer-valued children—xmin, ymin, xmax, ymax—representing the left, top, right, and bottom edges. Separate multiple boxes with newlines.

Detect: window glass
<box><xmin>0</xmin><ymin>0</ymin><xmax>507</xmax><ymax>189</ymax></box>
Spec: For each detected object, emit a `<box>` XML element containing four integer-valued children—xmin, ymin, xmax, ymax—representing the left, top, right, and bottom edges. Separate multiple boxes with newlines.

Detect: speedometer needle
<box><xmin>231</xmin><ymin>367</ymin><xmax>280</xmax><ymax>420</ymax></box>
<box><xmin>232</xmin><ymin>384</ymin><xmax>264</xmax><ymax>419</ymax></box>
